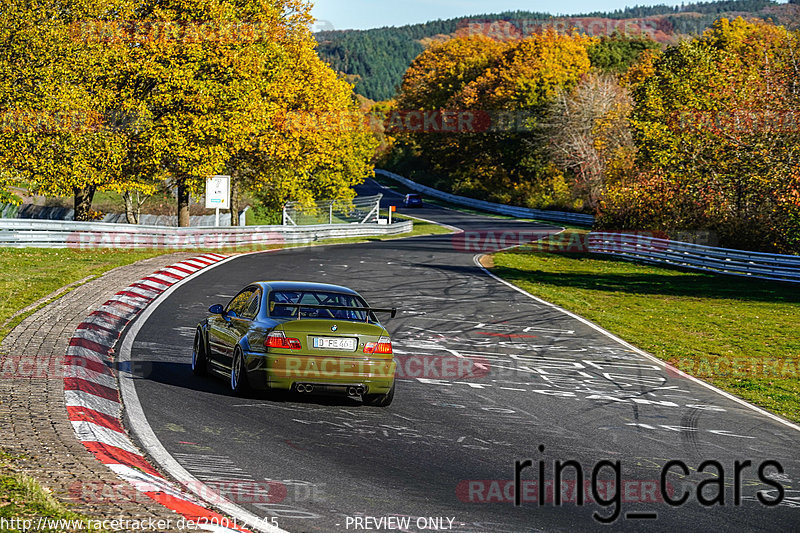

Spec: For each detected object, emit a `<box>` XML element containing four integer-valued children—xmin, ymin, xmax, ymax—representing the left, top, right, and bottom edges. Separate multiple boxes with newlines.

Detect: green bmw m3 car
<box><xmin>192</xmin><ymin>281</ymin><xmax>398</xmax><ymax>406</ymax></box>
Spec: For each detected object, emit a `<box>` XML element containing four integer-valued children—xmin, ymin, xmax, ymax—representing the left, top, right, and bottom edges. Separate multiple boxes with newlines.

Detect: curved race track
<box><xmin>124</xmin><ymin>180</ymin><xmax>799</xmax><ymax>533</ymax></box>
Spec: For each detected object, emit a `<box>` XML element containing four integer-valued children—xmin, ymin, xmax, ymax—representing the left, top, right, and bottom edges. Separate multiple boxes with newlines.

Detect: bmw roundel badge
<box><xmin>331</xmin><ymin>325</ymin><xmax>338</xmax><ymax>331</ymax></box>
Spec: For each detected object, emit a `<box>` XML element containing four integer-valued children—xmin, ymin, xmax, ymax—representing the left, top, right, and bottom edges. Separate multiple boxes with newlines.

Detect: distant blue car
<box><xmin>403</xmin><ymin>194</ymin><xmax>423</xmax><ymax>208</ymax></box>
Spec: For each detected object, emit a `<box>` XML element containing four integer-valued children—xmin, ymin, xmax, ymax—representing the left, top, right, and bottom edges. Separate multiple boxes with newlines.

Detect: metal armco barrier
<box><xmin>587</xmin><ymin>232</ymin><xmax>800</xmax><ymax>283</ymax></box>
<box><xmin>0</xmin><ymin>219</ymin><xmax>413</xmax><ymax>249</ymax></box>
<box><xmin>376</xmin><ymin>169</ymin><xmax>595</xmax><ymax>226</ymax></box>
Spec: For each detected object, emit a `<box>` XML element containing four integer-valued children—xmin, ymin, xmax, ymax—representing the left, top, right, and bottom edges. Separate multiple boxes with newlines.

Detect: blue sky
<box><xmin>311</xmin><ymin>0</ymin><xmax>692</xmax><ymax>31</ymax></box>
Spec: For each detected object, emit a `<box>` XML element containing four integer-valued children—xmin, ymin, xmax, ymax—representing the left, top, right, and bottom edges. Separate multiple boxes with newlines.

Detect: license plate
<box><xmin>312</xmin><ymin>337</ymin><xmax>356</xmax><ymax>350</ymax></box>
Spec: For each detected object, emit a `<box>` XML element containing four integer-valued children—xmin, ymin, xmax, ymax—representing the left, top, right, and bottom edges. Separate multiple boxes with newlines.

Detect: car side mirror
<box><xmin>209</xmin><ymin>304</ymin><xmax>224</xmax><ymax>314</ymax></box>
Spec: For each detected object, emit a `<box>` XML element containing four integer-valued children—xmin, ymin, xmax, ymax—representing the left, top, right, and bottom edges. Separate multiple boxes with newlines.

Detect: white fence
<box><xmin>283</xmin><ymin>195</ymin><xmax>381</xmax><ymax>225</ymax></box>
<box><xmin>376</xmin><ymin>169</ymin><xmax>595</xmax><ymax>226</ymax></box>
<box><xmin>0</xmin><ymin>219</ymin><xmax>413</xmax><ymax>249</ymax></box>
<box><xmin>587</xmin><ymin>232</ymin><xmax>800</xmax><ymax>283</ymax></box>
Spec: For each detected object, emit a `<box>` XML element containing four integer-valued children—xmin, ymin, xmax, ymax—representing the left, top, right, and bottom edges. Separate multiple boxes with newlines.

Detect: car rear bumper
<box><xmin>244</xmin><ymin>352</ymin><xmax>396</xmax><ymax>393</ymax></box>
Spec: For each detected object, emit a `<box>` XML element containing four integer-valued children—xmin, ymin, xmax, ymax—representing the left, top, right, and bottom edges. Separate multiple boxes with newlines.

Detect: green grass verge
<box><xmin>0</xmin><ymin>452</ymin><xmax>103</xmax><ymax>532</ymax></box>
<box><xmin>0</xmin><ymin>249</ymin><xmax>170</xmax><ymax>343</ymax></box>
<box><xmin>491</xmin><ymin>240</ymin><xmax>800</xmax><ymax>423</ymax></box>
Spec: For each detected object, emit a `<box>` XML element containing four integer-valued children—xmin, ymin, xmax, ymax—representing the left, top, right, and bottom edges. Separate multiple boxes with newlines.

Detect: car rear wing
<box><xmin>270</xmin><ymin>302</ymin><xmax>398</xmax><ymax>320</ymax></box>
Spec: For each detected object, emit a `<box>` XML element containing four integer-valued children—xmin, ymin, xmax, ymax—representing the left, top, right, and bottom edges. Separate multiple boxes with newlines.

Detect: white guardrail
<box><xmin>587</xmin><ymin>232</ymin><xmax>800</xmax><ymax>283</ymax></box>
<box><xmin>376</xmin><ymin>169</ymin><xmax>596</xmax><ymax>226</ymax></box>
<box><xmin>0</xmin><ymin>218</ymin><xmax>413</xmax><ymax>249</ymax></box>
<box><xmin>377</xmin><ymin>169</ymin><xmax>800</xmax><ymax>282</ymax></box>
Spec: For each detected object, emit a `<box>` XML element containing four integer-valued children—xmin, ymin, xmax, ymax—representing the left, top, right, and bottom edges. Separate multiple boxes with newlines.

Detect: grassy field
<box><xmin>0</xmin><ymin>249</ymin><xmax>170</xmax><ymax>342</ymax></box>
<box><xmin>0</xmin><ymin>452</ymin><xmax>103</xmax><ymax>532</ymax></box>
<box><xmin>491</xmin><ymin>240</ymin><xmax>800</xmax><ymax>423</ymax></box>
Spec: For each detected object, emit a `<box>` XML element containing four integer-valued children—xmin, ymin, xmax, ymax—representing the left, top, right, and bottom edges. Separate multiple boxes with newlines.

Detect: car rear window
<box><xmin>268</xmin><ymin>290</ymin><xmax>371</xmax><ymax>321</ymax></box>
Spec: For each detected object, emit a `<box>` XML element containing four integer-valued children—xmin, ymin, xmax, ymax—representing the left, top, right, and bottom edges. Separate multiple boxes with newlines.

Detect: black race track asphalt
<box><xmin>125</xmin><ymin>179</ymin><xmax>800</xmax><ymax>533</ymax></box>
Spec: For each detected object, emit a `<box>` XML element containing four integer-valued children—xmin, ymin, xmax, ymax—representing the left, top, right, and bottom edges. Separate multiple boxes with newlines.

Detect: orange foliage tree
<box><xmin>602</xmin><ymin>18</ymin><xmax>800</xmax><ymax>252</ymax></box>
<box><xmin>387</xmin><ymin>31</ymin><xmax>592</xmax><ymax>209</ymax></box>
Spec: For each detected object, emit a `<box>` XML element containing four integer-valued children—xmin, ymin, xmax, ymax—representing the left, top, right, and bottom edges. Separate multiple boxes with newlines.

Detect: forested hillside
<box><xmin>315</xmin><ymin>0</ymin><xmax>800</xmax><ymax>100</ymax></box>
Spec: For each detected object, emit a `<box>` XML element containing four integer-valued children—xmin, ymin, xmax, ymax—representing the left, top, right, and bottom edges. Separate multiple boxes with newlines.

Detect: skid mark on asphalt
<box><xmin>126</xmin><ymin>214</ymin><xmax>800</xmax><ymax>531</ymax></box>
<box><xmin>173</xmin><ymin>453</ymin><xmax>255</xmax><ymax>482</ymax></box>
<box><xmin>172</xmin><ymin>453</ymin><xmax>324</xmax><ymax>520</ymax></box>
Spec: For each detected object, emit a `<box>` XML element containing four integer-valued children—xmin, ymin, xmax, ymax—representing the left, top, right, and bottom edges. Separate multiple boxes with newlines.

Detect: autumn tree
<box><xmin>587</xmin><ymin>34</ymin><xmax>661</xmax><ymax>73</ymax></box>
<box><xmin>110</xmin><ymin>0</ymin><xmax>374</xmax><ymax>226</ymax></box>
<box><xmin>605</xmin><ymin>18</ymin><xmax>800</xmax><ymax>251</ymax></box>
<box><xmin>107</xmin><ymin>1</ymin><xmax>302</xmax><ymax>226</ymax></box>
<box><xmin>542</xmin><ymin>73</ymin><xmax>634</xmax><ymax>210</ymax></box>
<box><xmin>397</xmin><ymin>36</ymin><xmax>506</xmax><ymax>110</ymax></box>
<box><xmin>0</xmin><ymin>0</ymin><xmax>141</xmax><ymax>220</ymax></box>
<box><xmin>225</xmin><ymin>29</ymin><xmax>378</xmax><ymax>223</ymax></box>
<box><xmin>388</xmin><ymin>31</ymin><xmax>592</xmax><ymax>209</ymax></box>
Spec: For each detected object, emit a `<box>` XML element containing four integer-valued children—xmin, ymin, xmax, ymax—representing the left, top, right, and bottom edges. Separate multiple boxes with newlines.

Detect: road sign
<box><xmin>205</xmin><ymin>175</ymin><xmax>230</xmax><ymax>209</ymax></box>
<box><xmin>206</xmin><ymin>175</ymin><xmax>230</xmax><ymax>227</ymax></box>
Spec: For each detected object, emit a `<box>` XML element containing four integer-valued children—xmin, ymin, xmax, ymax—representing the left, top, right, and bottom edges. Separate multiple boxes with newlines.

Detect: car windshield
<box><xmin>269</xmin><ymin>290</ymin><xmax>371</xmax><ymax>322</ymax></box>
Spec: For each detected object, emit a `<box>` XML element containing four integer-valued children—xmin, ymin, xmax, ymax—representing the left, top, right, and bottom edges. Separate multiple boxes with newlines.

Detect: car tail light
<box><xmin>266</xmin><ymin>331</ymin><xmax>301</xmax><ymax>350</ymax></box>
<box><xmin>364</xmin><ymin>336</ymin><xmax>392</xmax><ymax>354</ymax></box>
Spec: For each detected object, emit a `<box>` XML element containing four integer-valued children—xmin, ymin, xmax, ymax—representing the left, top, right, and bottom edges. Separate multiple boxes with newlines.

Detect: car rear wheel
<box><xmin>230</xmin><ymin>347</ymin><xmax>250</xmax><ymax>396</ymax></box>
<box><xmin>191</xmin><ymin>330</ymin><xmax>207</xmax><ymax>376</ymax></box>
<box><xmin>363</xmin><ymin>381</ymin><xmax>395</xmax><ymax>407</ymax></box>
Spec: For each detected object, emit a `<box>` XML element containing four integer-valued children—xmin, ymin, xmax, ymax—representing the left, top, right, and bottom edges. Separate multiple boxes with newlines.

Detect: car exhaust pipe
<box><xmin>305</xmin><ymin>384</ymin><xmax>314</xmax><ymax>393</ymax></box>
<box><xmin>296</xmin><ymin>384</ymin><xmax>306</xmax><ymax>393</ymax></box>
<box><xmin>347</xmin><ymin>386</ymin><xmax>357</xmax><ymax>396</ymax></box>
<box><xmin>355</xmin><ymin>386</ymin><xmax>366</xmax><ymax>395</ymax></box>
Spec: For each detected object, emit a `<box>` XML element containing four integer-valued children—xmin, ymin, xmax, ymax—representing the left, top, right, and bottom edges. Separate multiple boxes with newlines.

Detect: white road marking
<box><xmin>118</xmin><ymin>251</ymin><xmax>288</xmax><ymax>533</ymax></box>
<box><xmin>472</xmin><ymin>254</ymin><xmax>800</xmax><ymax>433</ymax></box>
